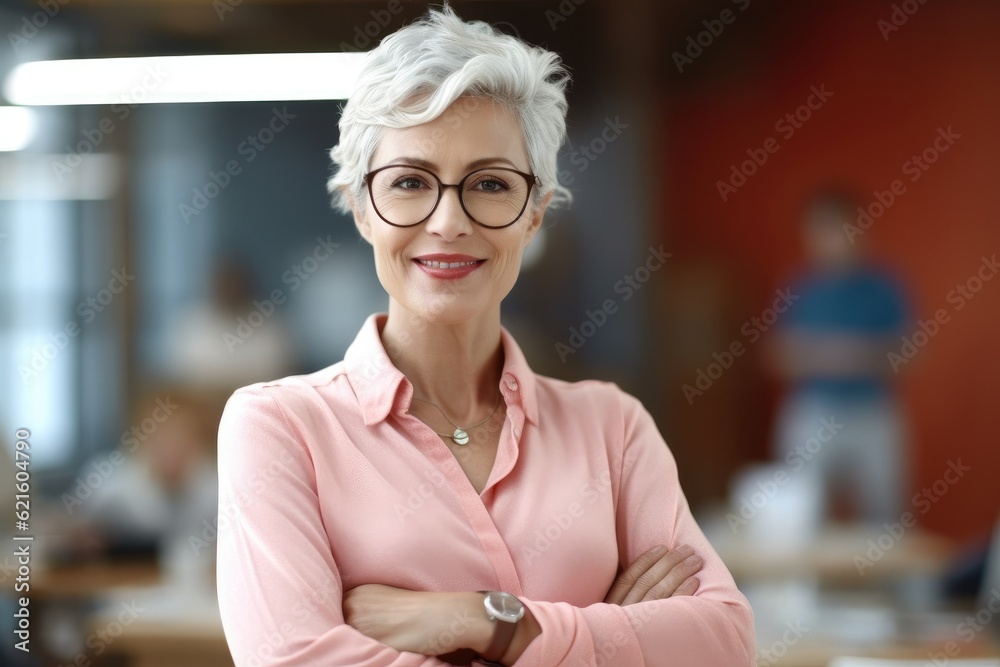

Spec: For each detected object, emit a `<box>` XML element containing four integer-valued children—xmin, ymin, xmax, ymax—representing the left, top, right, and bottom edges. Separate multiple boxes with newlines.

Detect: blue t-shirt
<box><xmin>781</xmin><ymin>265</ymin><xmax>909</xmax><ymax>402</ymax></box>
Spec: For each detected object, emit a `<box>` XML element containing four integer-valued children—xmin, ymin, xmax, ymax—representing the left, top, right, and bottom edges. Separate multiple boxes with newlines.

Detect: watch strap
<box><xmin>482</xmin><ymin>613</ymin><xmax>516</xmax><ymax>663</ymax></box>
<box><xmin>478</xmin><ymin>591</ymin><xmax>518</xmax><ymax>664</ymax></box>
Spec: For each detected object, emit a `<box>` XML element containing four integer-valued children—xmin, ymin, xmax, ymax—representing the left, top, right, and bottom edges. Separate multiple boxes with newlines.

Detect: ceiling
<box><xmin>1</xmin><ymin>1</ymin><xmax>603</xmax><ymax>57</ymax></box>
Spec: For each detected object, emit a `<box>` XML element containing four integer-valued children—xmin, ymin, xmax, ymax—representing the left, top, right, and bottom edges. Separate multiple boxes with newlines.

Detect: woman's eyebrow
<box><xmin>465</xmin><ymin>156</ymin><xmax>519</xmax><ymax>170</ymax></box>
<box><xmin>382</xmin><ymin>156</ymin><xmax>520</xmax><ymax>170</ymax></box>
<box><xmin>385</xmin><ymin>156</ymin><xmax>436</xmax><ymax>169</ymax></box>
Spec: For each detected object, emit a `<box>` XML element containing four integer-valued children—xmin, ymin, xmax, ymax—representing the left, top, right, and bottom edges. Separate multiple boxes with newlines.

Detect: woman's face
<box><xmin>351</xmin><ymin>96</ymin><xmax>550</xmax><ymax>325</ymax></box>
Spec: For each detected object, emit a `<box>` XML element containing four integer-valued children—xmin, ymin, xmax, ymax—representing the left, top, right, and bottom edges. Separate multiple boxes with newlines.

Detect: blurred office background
<box><xmin>1</xmin><ymin>0</ymin><xmax>999</xmax><ymax>665</ymax></box>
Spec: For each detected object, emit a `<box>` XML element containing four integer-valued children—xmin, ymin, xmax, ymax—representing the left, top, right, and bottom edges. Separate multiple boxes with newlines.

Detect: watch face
<box><xmin>485</xmin><ymin>591</ymin><xmax>525</xmax><ymax>623</ymax></box>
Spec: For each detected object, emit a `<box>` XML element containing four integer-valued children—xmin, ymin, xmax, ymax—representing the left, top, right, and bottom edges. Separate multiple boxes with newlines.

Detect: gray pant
<box><xmin>771</xmin><ymin>393</ymin><xmax>909</xmax><ymax>525</ymax></box>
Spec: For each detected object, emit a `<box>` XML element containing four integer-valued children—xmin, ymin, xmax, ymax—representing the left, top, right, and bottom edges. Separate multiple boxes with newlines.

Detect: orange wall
<box><xmin>664</xmin><ymin>1</ymin><xmax>1000</xmax><ymax>541</ymax></box>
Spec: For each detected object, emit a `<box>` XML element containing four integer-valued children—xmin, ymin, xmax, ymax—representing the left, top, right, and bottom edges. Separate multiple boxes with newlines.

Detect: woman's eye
<box><xmin>392</xmin><ymin>177</ymin><xmax>426</xmax><ymax>190</ymax></box>
<box><xmin>473</xmin><ymin>178</ymin><xmax>508</xmax><ymax>192</ymax></box>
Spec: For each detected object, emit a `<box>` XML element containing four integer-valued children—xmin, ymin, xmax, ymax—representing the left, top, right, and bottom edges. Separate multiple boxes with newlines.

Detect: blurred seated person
<box><xmin>167</xmin><ymin>258</ymin><xmax>296</xmax><ymax>393</ymax></box>
<box><xmin>766</xmin><ymin>187</ymin><xmax>912</xmax><ymax>525</ymax></box>
<box><xmin>65</xmin><ymin>390</ymin><xmax>218</xmax><ymax>578</ymax></box>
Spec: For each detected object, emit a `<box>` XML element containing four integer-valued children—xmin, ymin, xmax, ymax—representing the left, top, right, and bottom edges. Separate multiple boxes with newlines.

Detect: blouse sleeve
<box><xmin>216</xmin><ymin>387</ymin><xmax>453</xmax><ymax>667</ymax></box>
<box><xmin>509</xmin><ymin>389</ymin><xmax>756</xmax><ymax>666</ymax></box>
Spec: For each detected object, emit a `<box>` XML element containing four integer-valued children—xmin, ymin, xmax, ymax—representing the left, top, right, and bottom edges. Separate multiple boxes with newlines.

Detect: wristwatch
<box><xmin>476</xmin><ymin>590</ymin><xmax>525</xmax><ymax>664</ymax></box>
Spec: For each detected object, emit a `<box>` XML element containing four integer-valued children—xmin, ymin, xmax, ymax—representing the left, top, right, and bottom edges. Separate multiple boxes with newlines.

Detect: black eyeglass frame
<box><xmin>363</xmin><ymin>164</ymin><xmax>540</xmax><ymax>229</ymax></box>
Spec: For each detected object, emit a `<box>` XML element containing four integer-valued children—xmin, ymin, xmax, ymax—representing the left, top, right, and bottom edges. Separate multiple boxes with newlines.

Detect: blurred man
<box><xmin>767</xmin><ymin>188</ymin><xmax>912</xmax><ymax>525</ymax></box>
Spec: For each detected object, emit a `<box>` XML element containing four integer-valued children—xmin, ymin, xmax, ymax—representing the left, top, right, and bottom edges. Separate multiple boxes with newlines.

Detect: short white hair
<box><xmin>327</xmin><ymin>6</ymin><xmax>572</xmax><ymax>214</ymax></box>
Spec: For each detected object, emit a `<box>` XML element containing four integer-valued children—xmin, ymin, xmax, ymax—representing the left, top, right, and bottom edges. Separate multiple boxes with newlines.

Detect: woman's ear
<box><xmin>349</xmin><ymin>194</ymin><xmax>373</xmax><ymax>245</ymax></box>
<box><xmin>524</xmin><ymin>191</ymin><xmax>552</xmax><ymax>247</ymax></box>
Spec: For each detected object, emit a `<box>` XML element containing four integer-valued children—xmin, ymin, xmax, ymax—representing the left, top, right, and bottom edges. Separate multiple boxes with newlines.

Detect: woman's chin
<box><xmin>405</xmin><ymin>299</ymin><xmax>493</xmax><ymax>326</ymax></box>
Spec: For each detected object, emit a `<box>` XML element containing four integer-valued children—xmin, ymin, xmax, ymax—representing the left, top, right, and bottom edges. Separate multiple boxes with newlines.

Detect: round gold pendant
<box><xmin>452</xmin><ymin>428</ymin><xmax>470</xmax><ymax>445</ymax></box>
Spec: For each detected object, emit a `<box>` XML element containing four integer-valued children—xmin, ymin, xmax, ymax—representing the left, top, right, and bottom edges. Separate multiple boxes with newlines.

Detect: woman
<box><xmin>217</xmin><ymin>7</ymin><xmax>755</xmax><ymax>666</ymax></box>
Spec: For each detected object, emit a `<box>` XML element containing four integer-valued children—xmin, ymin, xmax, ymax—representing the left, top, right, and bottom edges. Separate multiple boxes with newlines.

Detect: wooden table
<box><xmin>711</xmin><ymin>522</ymin><xmax>956</xmax><ymax>584</ymax></box>
<box><xmin>10</xmin><ymin>559</ymin><xmax>234</xmax><ymax>667</ymax></box>
<box><xmin>33</xmin><ymin>560</ymin><xmax>162</xmax><ymax>597</ymax></box>
<box><xmin>758</xmin><ymin>639</ymin><xmax>1000</xmax><ymax>667</ymax></box>
<box><xmin>702</xmin><ymin>519</ymin><xmax>1000</xmax><ymax>666</ymax></box>
<box><xmin>92</xmin><ymin>612</ymin><xmax>234</xmax><ymax>667</ymax></box>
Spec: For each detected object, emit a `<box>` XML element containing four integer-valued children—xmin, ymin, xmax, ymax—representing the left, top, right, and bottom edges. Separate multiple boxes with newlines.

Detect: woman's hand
<box><xmin>604</xmin><ymin>544</ymin><xmax>703</xmax><ymax>606</ymax></box>
<box><xmin>343</xmin><ymin>584</ymin><xmax>490</xmax><ymax>656</ymax></box>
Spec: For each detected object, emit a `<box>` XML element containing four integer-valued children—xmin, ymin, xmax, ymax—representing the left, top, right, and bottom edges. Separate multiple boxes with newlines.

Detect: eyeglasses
<box><xmin>363</xmin><ymin>164</ymin><xmax>539</xmax><ymax>229</ymax></box>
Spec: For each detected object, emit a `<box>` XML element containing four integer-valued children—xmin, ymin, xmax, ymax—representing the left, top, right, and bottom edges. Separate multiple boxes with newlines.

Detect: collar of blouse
<box><xmin>343</xmin><ymin>312</ymin><xmax>539</xmax><ymax>429</ymax></box>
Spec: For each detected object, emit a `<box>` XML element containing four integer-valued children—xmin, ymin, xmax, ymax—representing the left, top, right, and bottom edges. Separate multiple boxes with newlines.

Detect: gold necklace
<box><xmin>411</xmin><ymin>393</ymin><xmax>501</xmax><ymax>445</ymax></box>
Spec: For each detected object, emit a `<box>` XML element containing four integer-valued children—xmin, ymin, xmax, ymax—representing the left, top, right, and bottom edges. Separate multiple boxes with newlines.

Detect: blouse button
<box><xmin>512</xmin><ymin>427</ymin><xmax>521</xmax><ymax>439</ymax></box>
<box><xmin>506</xmin><ymin>376</ymin><xmax>518</xmax><ymax>391</ymax></box>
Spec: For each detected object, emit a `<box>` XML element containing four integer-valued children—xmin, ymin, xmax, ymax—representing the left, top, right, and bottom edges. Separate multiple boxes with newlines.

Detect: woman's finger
<box><xmin>621</xmin><ymin>548</ymin><xmax>702</xmax><ymax>606</ymax></box>
<box><xmin>604</xmin><ymin>545</ymin><xmax>670</xmax><ymax>604</ymax></box>
<box><xmin>636</xmin><ymin>553</ymin><xmax>704</xmax><ymax>605</ymax></box>
<box><xmin>669</xmin><ymin>576</ymin><xmax>700</xmax><ymax>598</ymax></box>
<box><xmin>638</xmin><ymin>554</ymin><xmax>703</xmax><ymax>604</ymax></box>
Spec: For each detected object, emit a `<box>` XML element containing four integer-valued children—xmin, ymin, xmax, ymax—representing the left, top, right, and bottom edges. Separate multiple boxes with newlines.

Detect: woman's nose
<box><xmin>423</xmin><ymin>186</ymin><xmax>474</xmax><ymax>240</ymax></box>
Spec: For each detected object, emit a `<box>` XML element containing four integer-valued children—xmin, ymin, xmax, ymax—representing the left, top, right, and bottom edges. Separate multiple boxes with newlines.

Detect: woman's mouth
<box><xmin>412</xmin><ymin>255</ymin><xmax>486</xmax><ymax>280</ymax></box>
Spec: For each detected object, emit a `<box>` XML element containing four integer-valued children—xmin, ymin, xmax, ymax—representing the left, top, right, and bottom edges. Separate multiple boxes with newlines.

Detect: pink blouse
<box><xmin>216</xmin><ymin>313</ymin><xmax>755</xmax><ymax>666</ymax></box>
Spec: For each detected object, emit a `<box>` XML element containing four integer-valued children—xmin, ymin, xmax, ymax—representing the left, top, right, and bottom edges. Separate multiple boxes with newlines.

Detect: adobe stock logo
<box><xmin>557</xmin><ymin>117</ymin><xmax>629</xmax><ymax>186</ymax></box>
<box><xmin>758</xmin><ymin>618</ymin><xmax>810</xmax><ymax>666</ymax></box>
<box><xmin>7</xmin><ymin>0</ymin><xmax>70</xmax><ymax>53</ymax></box>
<box><xmin>671</xmin><ymin>0</ymin><xmax>752</xmax><ymax>73</ymax></box>
<box><xmin>726</xmin><ymin>416</ymin><xmax>842</xmax><ymax>533</ymax></box>
<box><xmin>888</xmin><ymin>253</ymin><xmax>997</xmax><ymax>372</ymax></box>
<box><xmin>337</xmin><ymin>0</ymin><xmax>406</xmax><ymax>51</ymax></box>
<box><xmin>682</xmin><ymin>287</ymin><xmax>798</xmax><ymax>404</ymax></box>
<box><xmin>61</xmin><ymin>397</ymin><xmax>180</xmax><ymax>514</ymax></box>
<box><xmin>554</xmin><ymin>245</ymin><xmax>671</xmax><ymax>362</ymax></box>
<box><xmin>222</xmin><ymin>236</ymin><xmax>340</xmax><ymax>352</ymax></box>
<box><xmin>877</xmin><ymin>0</ymin><xmax>930</xmax><ymax>41</ymax></box>
<box><xmin>927</xmin><ymin>587</ymin><xmax>1000</xmax><ymax>665</ymax></box>
<box><xmin>843</xmin><ymin>126</ymin><xmax>960</xmax><ymax>243</ymax></box>
<box><xmin>180</xmin><ymin>107</ymin><xmax>297</xmax><ymax>224</ymax></box>
<box><xmin>853</xmin><ymin>458</ymin><xmax>970</xmax><ymax>576</ymax></box>
<box><xmin>19</xmin><ymin>268</ymin><xmax>135</xmax><ymax>384</ymax></box>
<box><xmin>716</xmin><ymin>85</ymin><xmax>834</xmax><ymax>202</ymax></box>
<box><xmin>545</xmin><ymin>0</ymin><xmax>586</xmax><ymax>30</ymax></box>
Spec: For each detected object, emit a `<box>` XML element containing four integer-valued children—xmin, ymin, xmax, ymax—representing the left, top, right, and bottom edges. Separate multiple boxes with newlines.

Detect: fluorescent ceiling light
<box><xmin>0</xmin><ymin>107</ymin><xmax>37</xmax><ymax>151</ymax></box>
<box><xmin>4</xmin><ymin>53</ymin><xmax>366</xmax><ymax>106</ymax></box>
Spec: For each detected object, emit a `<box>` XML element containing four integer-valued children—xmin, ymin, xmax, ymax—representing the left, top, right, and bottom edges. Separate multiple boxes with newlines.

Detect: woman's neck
<box><xmin>380</xmin><ymin>300</ymin><xmax>504</xmax><ymax>422</ymax></box>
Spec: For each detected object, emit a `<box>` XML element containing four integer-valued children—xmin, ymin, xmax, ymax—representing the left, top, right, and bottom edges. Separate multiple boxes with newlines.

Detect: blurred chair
<box><xmin>980</xmin><ymin>511</ymin><xmax>1000</xmax><ymax>611</ymax></box>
